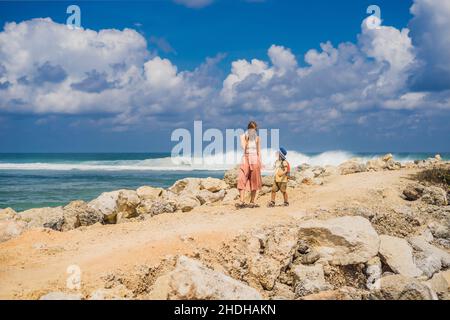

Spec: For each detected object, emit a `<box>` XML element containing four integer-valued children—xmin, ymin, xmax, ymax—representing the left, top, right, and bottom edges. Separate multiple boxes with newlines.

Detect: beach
<box><xmin>0</xmin><ymin>154</ymin><xmax>449</xmax><ymax>300</ymax></box>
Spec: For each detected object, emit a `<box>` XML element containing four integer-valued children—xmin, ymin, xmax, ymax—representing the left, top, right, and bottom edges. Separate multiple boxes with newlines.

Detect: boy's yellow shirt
<box><xmin>274</xmin><ymin>160</ymin><xmax>288</xmax><ymax>183</ymax></box>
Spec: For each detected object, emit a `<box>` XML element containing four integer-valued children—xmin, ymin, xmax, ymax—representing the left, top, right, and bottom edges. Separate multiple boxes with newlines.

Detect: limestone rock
<box><xmin>366</xmin><ymin>256</ymin><xmax>382</xmax><ymax>290</ymax></box>
<box><xmin>223</xmin><ymin>188</ymin><xmax>240</xmax><ymax>204</ymax></box>
<box><xmin>117</xmin><ymin>190</ymin><xmax>140</xmax><ymax>219</ymax></box>
<box><xmin>169</xmin><ymin>178</ymin><xmax>201</xmax><ymax>195</ymax></box>
<box><xmin>40</xmin><ymin>292</ymin><xmax>83</xmax><ymax>300</ymax></box>
<box><xmin>61</xmin><ymin>201</ymin><xmax>84</xmax><ymax>231</ymax></box>
<box><xmin>421</xmin><ymin>186</ymin><xmax>448</xmax><ymax>206</ymax></box>
<box><xmin>409</xmin><ymin>236</ymin><xmax>450</xmax><ymax>278</ymax></box>
<box><xmin>88</xmin><ymin>190</ymin><xmax>124</xmax><ymax>224</ymax></box>
<box><xmin>378</xmin><ymin>275</ymin><xmax>435</xmax><ymax>300</ymax></box>
<box><xmin>200</xmin><ymin>177</ymin><xmax>228</xmax><ymax>192</ymax></box>
<box><xmin>298</xmin><ymin>216</ymin><xmax>380</xmax><ymax>265</ymax></box>
<box><xmin>0</xmin><ymin>219</ymin><xmax>27</xmax><ymax>243</ymax></box>
<box><xmin>293</xmin><ymin>264</ymin><xmax>332</xmax><ymax>297</ymax></box>
<box><xmin>301</xmin><ymin>286</ymin><xmax>367</xmax><ymax>300</ymax></box>
<box><xmin>427</xmin><ymin>270</ymin><xmax>450</xmax><ymax>299</ymax></box>
<box><xmin>149</xmin><ymin>256</ymin><xmax>262</xmax><ymax>300</ymax></box>
<box><xmin>89</xmin><ymin>285</ymin><xmax>133</xmax><ymax>300</ymax></box>
<box><xmin>0</xmin><ymin>208</ymin><xmax>17</xmax><ymax>221</ymax></box>
<box><xmin>76</xmin><ymin>202</ymin><xmax>103</xmax><ymax>226</ymax></box>
<box><xmin>339</xmin><ymin>159</ymin><xmax>367</xmax><ymax>175</ymax></box>
<box><xmin>224</xmin><ymin>166</ymin><xmax>239</xmax><ymax>188</ymax></box>
<box><xmin>261</xmin><ymin>175</ymin><xmax>273</xmax><ymax>187</ymax></box>
<box><xmin>19</xmin><ymin>207</ymin><xmax>65</xmax><ymax>230</ymax></box>
<box><xmin>196</xmin><ymin>189</ymin><xmax>226</xmax><ymax>205</ymax></box>
<box><xmin>379</xmin><ymin>235</ymin><xmax>423</xmax><ymax>278</ymax></box>
<box><xmin>136</xmin><ymin>186</ymin><xmax>163</xmax><ymax>201</ymax></box>
<box><xmin>402</xmin><ymin>183</ymin><xmax>425</xmax><ymax>201</ymax></box>
<box><xmin>176</xmin><ymin>195</ymin><xmax>201</xmax><ymax>212</ymax></box>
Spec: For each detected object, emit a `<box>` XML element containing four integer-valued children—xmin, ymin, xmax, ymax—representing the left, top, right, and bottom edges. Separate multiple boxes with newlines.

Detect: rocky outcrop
<box><xmin>292</xmin><ymin>264</ymin><xmax>332</xmax><ymax>297</ymax></box>
<box><xmin>339</xmin><ymin>159</ymin><xmax>367</xmax><ymax>175</ymax></box>
<box><xmin>200</xmin><ymin>177</ymin><xmax>228</xmax><ymax>193</ymax></box>
<box><xmin>196</xmin><ymin>189</ymin><xmax>226</xmax><ymax>205</ymax></box>
<box><xmin>19</xmin><ymin>207</ymin><xmax>65</xmax><ymax>230</ymax></box>
<box><xmin>223</xmin><ymin>188</ymin><xmax>239</xmax><ymax>204</ymax></box>
<box><xmin>378</xmin><ymin>275</ymin><xmax>435</xmax><ymax>300</ymax></box>
<box><xmin>224</xmin><ymin>166</ymin><xmax>239</xmax><ymax>188</ymax></box>
<box><xmin>40</xmin><ymin>292</ymin><xmax>83</xmax><ymax>300</ymax></box>
<box><xmin>0</xmin><ymin>208</ymin><xmax>17</xmax><ymax>220</ymax></box>
<box><xmin>421</xmin><ymin>186</ymin><xmax>448</xmax><ymax>206</ymax></box>
<box><xmin>409</xmin><ymin>236</ymin><xmax>450</xmax><ymax>278</ymax></box>
<box><xmin>298</xmin><ymin>216</ymin><xmax>380</xmax><ymax>265</ymax></box>
<box><xmin>378</xmin><ymin>235</ymin><xmax>423</xmax><ymax>278</ymax></box>
<box><xmin>149</xmin><ymin>256</ymin><xmax>262</xmax><ymax>300</ymax></box>
<box><xmin>0</xmin><ymin>219</ymin><xmax>27</xmax><ymax>243</ymax></box>
<box><xmin>366</xmin><ymin>154</ymin><xmax>401</xmax><ymax>172</ymax></box>
<box><xmin>427</xmin><ymin>270</ymin><xmax>450</xmax><ymax>300</ymax></box>
<box><xmin>168</xmin><ymin>178</ymin><xmax>202</xmax><ymax>195</ymax></box>
<box><xmin>136</xmin><ymin>186</ymin><xmax>163</xmax><ymax>201</ymax></box>
<box><xmin>88</xmin><ymin>190</ymin><xmax>123</xmax><ymax>224</ymax></box>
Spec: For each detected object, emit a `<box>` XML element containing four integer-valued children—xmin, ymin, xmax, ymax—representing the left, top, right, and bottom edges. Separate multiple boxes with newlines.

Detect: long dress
<box><xmin>237</xmin><ymin>133</ymin><xmax>262</xmax><ymax>192</ymax></box>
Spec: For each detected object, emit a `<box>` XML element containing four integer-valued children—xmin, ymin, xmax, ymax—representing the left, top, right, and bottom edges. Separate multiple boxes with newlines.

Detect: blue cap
<box><xmin>279</xmin><ymin>147</ymin><xmax>287</xmax><ymax>159</ymax></box>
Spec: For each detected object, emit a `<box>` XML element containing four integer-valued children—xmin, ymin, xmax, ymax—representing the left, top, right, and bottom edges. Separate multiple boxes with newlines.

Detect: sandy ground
<box><xmin>0</xmin><ymin>169</ymin><xmax>419</xmax><ymax>299</ymax></box>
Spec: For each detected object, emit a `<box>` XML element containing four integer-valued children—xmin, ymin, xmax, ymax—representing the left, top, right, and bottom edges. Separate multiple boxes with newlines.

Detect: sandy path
<box><xmin>0</xmin><ymin>169</ymin><xmax>416</xmax><ymax>299</ymax></box>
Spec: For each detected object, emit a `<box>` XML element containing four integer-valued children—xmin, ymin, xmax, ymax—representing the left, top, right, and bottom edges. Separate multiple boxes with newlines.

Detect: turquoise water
<box><xmin>0</xmin><ymin>152</ymin><xmax>448</xmax><ymax>211</ymax></box>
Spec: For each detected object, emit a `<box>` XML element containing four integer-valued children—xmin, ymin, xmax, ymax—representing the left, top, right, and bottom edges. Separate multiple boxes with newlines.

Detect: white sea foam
<box><xmin>0</xmin><ymin>150</ymin><xmax>431</xmax><ymax>172</ymax></box>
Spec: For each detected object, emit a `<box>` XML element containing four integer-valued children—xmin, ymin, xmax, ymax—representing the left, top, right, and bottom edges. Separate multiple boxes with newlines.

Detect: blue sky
<box><xmin>0</xmin><ymin>0</ymin><xmax>449</xmax><ymax>152</ymax></box>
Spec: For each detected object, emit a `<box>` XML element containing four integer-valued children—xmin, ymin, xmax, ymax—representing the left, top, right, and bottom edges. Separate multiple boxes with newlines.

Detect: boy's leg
<box><xmin>282</xmin><ymin>191</ymin><xmax>288</xmax><ymax>203</ymax></box>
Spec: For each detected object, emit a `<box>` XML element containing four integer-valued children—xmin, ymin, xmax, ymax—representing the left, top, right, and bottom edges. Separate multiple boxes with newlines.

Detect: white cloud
<box><xmin>1</xmin><ymin>0</ymin><xmax>450</xmax><ymax>134</ymax></box>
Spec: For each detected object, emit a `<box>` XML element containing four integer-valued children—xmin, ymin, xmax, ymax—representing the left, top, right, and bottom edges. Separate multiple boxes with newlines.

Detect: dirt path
<box><xmin>0</xmin><ymin>169</ymin><xmax>417</xmax><ymax>299</ymax></box>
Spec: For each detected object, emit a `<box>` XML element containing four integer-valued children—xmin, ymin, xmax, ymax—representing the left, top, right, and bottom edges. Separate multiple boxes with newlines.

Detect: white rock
<box><xmin>136</xmin><ymin>186</ymin><xmax>163</xmax><ymax>201</ymax></box>
<box><xmin>40</xmin><ymin>292</ymin><xmax>83</xmax><ymax>300</ymax></box>
<box><xmin>88</xmin><ymin>190</ymin><xmax>123</xmax><ymax>224</ymax></box>
<box><xmin>223</xmin><ymin>188</ymin><xmax>240</xmax><ymax>204</ymax></box>
<box><xmin>293</xmin><ymin>264</ymin><xmax>332</xmax><ymax>297</ymax></box>
<box><xmin>379</xmin><ymin>235</ymin><xmax>423</xmax><ymax>278</ymax></box>
<box><xmin>149</xmin><ymin>256</ymin><xmax>262</xmax><ymax>300</ymax></box>
<box><xmin>0</xmin><ymin>219</ymin><xmax>27</xmax><ymax>243</ymax></box>
<box><xmin>378</xmin><ymin>275</ymin><xmax>435</xmax><ymax>300</ymax></box>
<box><xmin>168</xmin><ymin>178</ymin><xmax>202</xmax><ymax>195</ymax></box>
<box><xmin>409</xmin><ymin>236</ymin><xmax>450</xmax><ymax>278</ymax></box>
<box><xmin>19</xmin><ymin>207</ymin><xmax>65</xmax><ymax>230</ymax></box>
<box><xmin>196</xmin><ymin>189</ymin><xmax>226</xmax><ymax>205</ymax></box>
<box><xmin>298</xmin><ymin>216</ymin><xmax>380</xmax><ymax>265</ymax></box>
<box><xmin>200</xmin><ymin>177</ymin><xmax>228</xmax><ymax>192</ymax></box>
<box><xmin>116</xmin><ymin>190</ymin><xmax>140</xmax><ymax>218</ymax></box>
<box><xmin>0</xmin><ymin>207</ymin><xmax>17</xmax><ymax>220</ymax></box>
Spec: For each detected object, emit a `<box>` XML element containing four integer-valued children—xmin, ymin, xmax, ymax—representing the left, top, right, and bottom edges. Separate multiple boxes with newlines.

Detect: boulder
<box><xmin>224</xmin><ymin>166</ymin><xmax>239</xmax><ymax>188</ymax></box>
<box><xmin>117</xmin><ymin>190</ymin><xmax>140</xmax><ymax>219</ymax></box>
<box><xmin>149</xmin><ymin>256</ymin><xmax>262</xmax><ymax>300</ymax></box>
<box><xmin>403</xmin><ymin>183</ymin><xmax>425</xmax><ymax>201</ymax></box>
<box><xmin>196</xmin><ymin>189</ymin><xmax>226</xmax><ymax>205</ymax></box>
<box><xmin>323</xmin><ymin>166</ymin><xmax>339</xmax><ymax>177</ymax></box>
<box><xmin>421</xmin><ymin>186</ymin><xmax>448</xmax><ymax>206</ymax></box>
<box><xmin>301</xmin><ymin>286</ymin><xmax>367</xmax><ymax>300</ymax></box>
<box><xmin>379</xmin><ymin>235</ymin><xmax>423</xmax><ymax>278</ymax></box>
<box><xmin>409</xmin><ymin>236</ymin><xmax>450</xmax><ymax>278</ymax></box>
<box><xmin>19</xmin><ymin>207</ymin><xmax>65</xmax><ymax>230</ymax></box>
<box><xmin>88</xmin><ymin>190</ymin><xmax>124</xmax><ymax>224</ymax></box>
<box><xmin>293</xmin><ymin>264</ymin><xmax>332</xmax><ymax>297</ymax></box>
<box><xmin>148</xmin><ymin>200</ymin><xmax>177</xmax><ymax>216</ymax></box>
<box><xmin>365</xmin><ymin>256</ymin><xmax>382</xmax><ymax>290</ymax></box>
<box><xmin>136</xmin><ymin>186</ymin><xmax>163</xmax><ymax>201</ymax></box>
<box><xmin>298</xmin><ymin>216</ymin><xmax>380</xmax><ymax>265</ymax></box>
<box><xmin>39</xmin><ymin>292</ymin><xmax>83</xmax><ymax>300</ymax></box>
<box><xmin>168</xmin><ymin>178</ymin><xmax>201</xmax><ymax>195</ymax></box>
<box><xmin>428</xmin><ymin>221</ymin><xmax>450</xmax><ymax>240</ymax></box>
<box><xmin>0</xmin><ymin>208</ymin><xmax>17</xmax><ymax>220</ymax></box>
<box><xmin>261</xmin><ymin>175</ymin><xmax>273</xmax><ymax>187</ymax></box>
<box><xmin>427</xmin><ymin>270</ymin><xmax>450</xmax><ymax>299</ymax></box>
<box><xmin>222</xmin><ymin>188</ymin><xmax>240</xmax><ymax>204</ymax></box>
<box><xmin>89</xmin><ymin>285</ymin><xmax>133</xmax><ymax>300</ymax></box>
<box><xmin>200</xmin><ymin>178</ymin><xmax>228</xmax><ymax>192</ymax></box>
<box><xmin>378</xmin><ymin>275</ymin><xmax>435</xmax><ymax>300</ymax></box>
<box><xmin>176</xmin><ymin>195</ymin><xmax>201</xmax><ymax>212</ymax></box>
<box><xmin>366</xmin><ymin>158</ymin><xmax>385</xmax><ymax>172</ymax></box>
<box><xmin>0</xmin><ymin>219</ymin><xmax>27</xmax><ymax>243</ymax></box>
<box><xmin>61</xmin><ymin>201</ymin><xmax>84</xmax><ymax>231</ymax></box>
<box><xmin>76</xmin><ymin>202</ymin><xmax>103</xmax><ymax>226</ymax></box>
<box><xmin>338</xmin><ymin>159</ymin><xmax>367</xmax><ymax>175</ymax></box>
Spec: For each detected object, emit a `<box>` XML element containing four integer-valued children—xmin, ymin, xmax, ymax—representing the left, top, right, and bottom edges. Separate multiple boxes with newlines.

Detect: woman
<box><xmin>236</xmin><ymin>121</ymin><xmax>262</xmax><ymax>208</ymax></box>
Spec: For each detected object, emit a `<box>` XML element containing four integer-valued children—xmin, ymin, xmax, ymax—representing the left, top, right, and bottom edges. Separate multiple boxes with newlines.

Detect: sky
<box><xmin>0</xmin><ymin>0</ymin><xmax>449</xmax><ymax>153</ymax></box>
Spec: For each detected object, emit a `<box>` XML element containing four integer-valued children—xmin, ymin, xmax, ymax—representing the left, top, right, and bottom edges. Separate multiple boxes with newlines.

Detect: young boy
<box><xmin>268</xmin><ymin>147</ymin><xmax>290</xmax><ymax>207</ymax></box>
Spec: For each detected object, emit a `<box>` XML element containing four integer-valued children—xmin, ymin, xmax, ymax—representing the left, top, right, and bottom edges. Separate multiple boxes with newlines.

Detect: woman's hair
<box><xmin>247</xmin><ymin>121</ymin><xmax>258</xmax><ymax>130</ymax></box>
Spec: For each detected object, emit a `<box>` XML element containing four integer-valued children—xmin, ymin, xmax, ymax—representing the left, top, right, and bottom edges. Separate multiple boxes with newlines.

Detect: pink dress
<box><xmin>237</xmin><ymin>135</ymin><xmax>262</xmax><ymax>192</ymax></box>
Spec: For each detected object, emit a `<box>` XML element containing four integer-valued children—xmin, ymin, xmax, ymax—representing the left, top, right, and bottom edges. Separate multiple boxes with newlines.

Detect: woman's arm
<box><xmin>240</xmin><ymin>134</ymin><xmax>247</xmax><ymax>151</ymax></box>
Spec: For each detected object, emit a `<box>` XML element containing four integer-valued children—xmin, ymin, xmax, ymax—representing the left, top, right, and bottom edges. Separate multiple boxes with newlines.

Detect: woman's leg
<box><xmin>239</xmin><ymin>189</ymin><xmax>246</xmax><ymax>203</ymax></box>
<box><xmin>250</xmin><ymin>190</ymin><xmax>257</xmax><ymax>203</ymax></box>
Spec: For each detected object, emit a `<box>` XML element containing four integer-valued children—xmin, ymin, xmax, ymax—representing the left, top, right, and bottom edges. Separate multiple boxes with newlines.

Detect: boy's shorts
<box><xmin>272</xmin><ymin>182</ymin><xmax>287</xmax><ymax>193</ymax></box>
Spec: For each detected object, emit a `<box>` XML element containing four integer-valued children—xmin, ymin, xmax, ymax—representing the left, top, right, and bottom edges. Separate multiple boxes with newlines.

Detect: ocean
<box><xmin>0</xmin><ymin>151</ymin><xmax>448</xmax><ymax>212</ymax></box>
